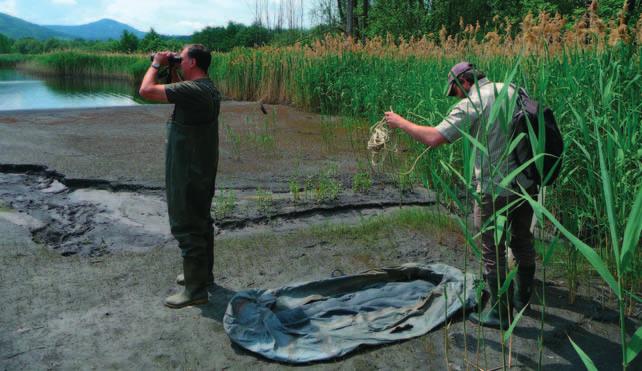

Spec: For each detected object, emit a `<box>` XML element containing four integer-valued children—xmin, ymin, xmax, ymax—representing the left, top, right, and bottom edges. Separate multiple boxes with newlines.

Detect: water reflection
<box><xmin>0</xmin><ymin>69</ymin><xmax>145</xmax><ymax>111</ymax></box>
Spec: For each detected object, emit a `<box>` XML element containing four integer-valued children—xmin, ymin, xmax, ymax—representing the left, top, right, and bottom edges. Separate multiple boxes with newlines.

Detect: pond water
<box><xmin>0</xmin><ymin>69</ymin><xmax>145</xmax><ymax>111</ymax></box>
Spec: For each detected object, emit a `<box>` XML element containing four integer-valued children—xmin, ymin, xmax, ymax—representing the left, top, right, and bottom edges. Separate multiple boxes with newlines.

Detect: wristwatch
<box><xmin>151</xmin><ymin>62</ymin><xmax>161</xmax><ymax>69</ymax></box>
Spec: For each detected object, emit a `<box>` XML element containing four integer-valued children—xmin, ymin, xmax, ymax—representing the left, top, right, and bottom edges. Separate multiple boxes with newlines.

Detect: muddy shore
<box><xmin>1</xmin><ymin>103</ymin><xmax>640</xmax><ymax>369</ymax></box>
<box><xmin>0</xmin><ymin>103</ymin><xmax>368</xmax><ymax>189</ymax></box>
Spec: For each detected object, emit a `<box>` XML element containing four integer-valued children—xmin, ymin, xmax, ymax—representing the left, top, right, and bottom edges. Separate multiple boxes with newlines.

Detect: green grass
<box><xmin>255</xmin><ymin>188</ymin><xmax>274</xmax><ymax>216</ymax></box>
<box><xmin>352</xmin><ymin>170</ymin><xmax>372</xmax><ymax>194</ymax></box>
<box><xmin>2</xmin><ymin>52</ymin><xmax>148</xmax><ymax>81</ymax></box>
<box><xmin>289</xmin><ymin>178</ymin><xmax>302</xmax><ymax>202</ymax></box>
<box><xmin>213</xmin><ymin>190</ymin><xmax>237</xmax><ymax>220</ymax></box>
<box><xmin>313</xmin><ymin>164</ymin><xmax>342</xmax><ymax>203</ymax></box>
<box><xmin>0</xmin><ymin>201</ymin><xmax>11</xmax><ymax>212</ymax></box>
<box><xmin>218</xmin><ymin>205</ymin><xmax>458</xmax><ymax>248</ymax></box>
<box><xmin>0</xmin><ymin>53</ymin><xmax>33</xmax><ymax>67</ymax></box>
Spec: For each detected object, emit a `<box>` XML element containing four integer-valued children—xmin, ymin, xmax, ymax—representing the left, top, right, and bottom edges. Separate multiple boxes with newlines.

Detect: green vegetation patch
<box><xmin>0</xmin><ymin>200</ymin><xmax>11</xmax><ymax>212</ymax></box>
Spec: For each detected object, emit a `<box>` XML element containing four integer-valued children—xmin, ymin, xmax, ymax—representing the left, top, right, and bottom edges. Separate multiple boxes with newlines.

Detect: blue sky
<box><xmin>0</xmin><ymin>0</ymin><xmax>314</xmax><ymax>35</ymax></box>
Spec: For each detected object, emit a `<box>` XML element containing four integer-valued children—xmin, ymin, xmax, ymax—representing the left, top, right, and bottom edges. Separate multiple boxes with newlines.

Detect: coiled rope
<box><xmin>367</xmin><ymin>118</ymin><xmax>391</xmax><ymax>167</ymax></box>
<box><xmin>367</xmin><ymin>116</ymin><xmax>430</xmax><ymax>175</ymax></box>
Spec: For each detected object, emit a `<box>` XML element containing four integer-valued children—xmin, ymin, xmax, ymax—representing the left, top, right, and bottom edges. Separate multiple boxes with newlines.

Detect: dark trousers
<box><xmin>166</xmin><ymin>122</ymin><xmax>218</xmax><ymax>282</ymax></box>
<box><xmin>474</xmin><ymin>186</ymin><xmax>538</xmax><ymax>276</ymax></box>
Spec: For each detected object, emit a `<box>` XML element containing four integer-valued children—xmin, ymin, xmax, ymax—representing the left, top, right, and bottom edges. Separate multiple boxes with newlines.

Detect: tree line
<box><xmin>327</xmin><ymin>0</ymin><xmax>640</xmax><ymax>40</ymax></box>
<box><xmin>0</xmin><ymin>0</ymin><xmax>639</xmax><ymax>55</ymax></box>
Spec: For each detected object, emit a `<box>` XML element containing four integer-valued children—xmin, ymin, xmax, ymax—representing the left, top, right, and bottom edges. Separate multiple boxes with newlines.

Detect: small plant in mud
<box><xmin>0</xmin><ymin>200</ymin><xmax>10</xmax><ymax>212</ymax></box>
<box><xmin>395</xmin><ymin>171</ymin><xmax>416</xmax><ymax>194</ymax></box>
<box><xmin>352</xmin><ymin>172</ymin><xmax>372</xmax><ymax>194</ymax></box>
<box><xmin>223</xmin><ymin>120</ymin><xmax>241</xmax><ymax>160</ymax></box>
<box><xmin>352</xmin><ymin>162</ymin><xmax>372</xmax><ymax>194</ymax></box>
<box><xmin>213</xmin><ymin>190</ymin><xmax>236</xmax><ymax>220</ymax></box>
<box><xmin>289</xmin><ymin>178</ymin><xmax>301</xmax><ymax>202</ymax></box>
<box><xmin>303</xmin><ymin>176</ymin><xmax>315</xmax><ymax>201</ymax></box>
<box><xmin>256</xmin><ymin>187</ymin><xmax>274</xmax><ymax>216</ymax></box>
<box><xmin>314</xmin><ymin>165</ymin><xmax>342</xmax><ymax>203</ymax></box>
<box><xmin>245</xmin><ymin>114</ymin><xmax>276</xmax><ymax>152</ymax></box>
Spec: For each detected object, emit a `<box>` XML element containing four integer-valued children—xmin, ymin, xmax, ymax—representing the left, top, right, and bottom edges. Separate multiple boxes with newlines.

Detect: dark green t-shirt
<box><xmin>164</xmin><ymin>78</ymin><xmax>221</xmax><ymax>126</ymax></box>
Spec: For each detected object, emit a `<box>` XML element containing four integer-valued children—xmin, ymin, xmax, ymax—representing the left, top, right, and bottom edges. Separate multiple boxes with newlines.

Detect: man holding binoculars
<box><xmin>139</xmin><ymin>44</ymin><xmax>220</xmax><ymax>309</ymax></box>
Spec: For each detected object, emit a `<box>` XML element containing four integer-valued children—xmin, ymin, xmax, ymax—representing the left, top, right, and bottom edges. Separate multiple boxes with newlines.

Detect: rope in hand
<box><xmin>400</xmin><ymin>146</ymin><xmax>430</xmax><ymax>176</ymax></box>
<box><xmin>367</xmin><ymin>118</ymin><xmax>391</xmax><ymax>167</ymax></box>
<box><xmin>367</xmin><ymin>114</ymin><xmax>431</xmax><ymax>175</ymax></box>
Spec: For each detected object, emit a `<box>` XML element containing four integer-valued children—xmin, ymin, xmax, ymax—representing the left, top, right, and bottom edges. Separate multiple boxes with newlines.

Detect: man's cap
<box><xmin>446</xmin><ymin>61</ymin><xmax>474</xmax><ymax>96</ymax></box>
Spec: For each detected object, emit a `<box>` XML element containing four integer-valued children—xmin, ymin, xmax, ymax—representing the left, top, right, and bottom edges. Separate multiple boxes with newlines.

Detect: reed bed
<box><xmin>4</xmin><ymin>51</ymin><xmax>149</xmax><ymax>81</ymax></box>
<box><xmin>206</xmin><ymin>12</ymin><xmax>641</xmax><ymax>286</ymax></box>
<box><xmin>207</xmin><ymin>11</ymin><xmax>641</xmax><ymax>368</ymax></box>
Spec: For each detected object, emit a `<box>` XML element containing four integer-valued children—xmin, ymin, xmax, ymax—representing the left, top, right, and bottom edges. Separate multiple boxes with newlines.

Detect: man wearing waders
<box><xmin>384</xmin><ymin>62</ymin><xmax>537</xmax><ymax>329</ymax></box>
<box><xmin>139</xmin><ymin>44</ymin><xmax>220</xmax><ymax>308</ymax></box>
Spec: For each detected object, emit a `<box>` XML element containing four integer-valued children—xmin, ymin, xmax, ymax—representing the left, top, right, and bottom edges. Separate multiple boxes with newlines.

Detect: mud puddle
<box><xmin>0</xmin><ymin>166</ymin><xmax>435</xmax><ymax>256</ymax></box>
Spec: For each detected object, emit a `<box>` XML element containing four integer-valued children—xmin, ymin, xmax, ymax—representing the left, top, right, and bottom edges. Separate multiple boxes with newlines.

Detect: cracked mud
<box><xmin>0</xmin><ymin>165</ymin><xmax>434</xmax><ymax>256</ymax></box>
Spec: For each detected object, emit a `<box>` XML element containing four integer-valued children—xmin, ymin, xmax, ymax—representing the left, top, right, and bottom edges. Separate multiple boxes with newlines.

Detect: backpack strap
<box><xmin>508</xmin><ymin>83</ymin><xmax>529</xmax><ymax>106</ymax></box>
<box><xmin>509</xmin><ymin>84</ymin><xmax>532</xmax><ymax>189</ymax></box>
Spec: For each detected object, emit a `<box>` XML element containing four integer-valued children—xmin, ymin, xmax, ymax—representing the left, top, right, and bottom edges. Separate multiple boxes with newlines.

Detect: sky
<box><xmin>0</xmin><ymin>0</ymin><xmax>316</xmax><ymax>35</ymax></box>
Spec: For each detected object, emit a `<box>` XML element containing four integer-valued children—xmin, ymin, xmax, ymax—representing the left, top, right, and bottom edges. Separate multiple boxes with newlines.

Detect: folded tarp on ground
<box><xmin>223</xmin><ymin>263</ymin><xmax>477</xmax><ymax>363</ymax></box>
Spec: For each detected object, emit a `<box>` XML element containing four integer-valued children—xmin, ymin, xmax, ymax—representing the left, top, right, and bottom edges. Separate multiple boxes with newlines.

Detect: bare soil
<box><xmin>0</xmin><ymin>104</ymin><xmax>639</xmax><ymax>370</ymax></box>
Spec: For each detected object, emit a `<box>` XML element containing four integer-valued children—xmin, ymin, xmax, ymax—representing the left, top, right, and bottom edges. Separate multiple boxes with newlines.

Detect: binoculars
<box><xmin>149</xmin><ymin>54</ymin><xmax>182</xmax><ymax>65</ymax></box>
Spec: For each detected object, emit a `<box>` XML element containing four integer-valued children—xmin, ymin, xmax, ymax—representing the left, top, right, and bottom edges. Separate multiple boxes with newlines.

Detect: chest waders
<box><xmin>165</xmin><ymin>121</ymin><xmax>218</xmax><ymax>308</ymax></box>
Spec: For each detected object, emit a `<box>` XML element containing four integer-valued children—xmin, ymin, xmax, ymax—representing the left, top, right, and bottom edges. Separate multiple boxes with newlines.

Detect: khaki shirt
<box><xmin>435</xmin><ymin>78</ymin><xmax>534</xmax><ymax>195</ymax></box>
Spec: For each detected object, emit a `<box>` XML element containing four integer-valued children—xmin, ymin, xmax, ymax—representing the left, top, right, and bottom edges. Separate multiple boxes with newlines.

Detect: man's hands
<box><xmin>384</xmin><ymin>111</ymin><xmax>409</xmax><ymax>129</ymax></box>
<box><xmin>152</xmin><ymin>51</ymin><xmax>174</xmax><ymax>67</ymax></box>
<box><xmin>139</xmin><ymin>52</ymin><xmax>171</xmax><ymax>102</ymax></box>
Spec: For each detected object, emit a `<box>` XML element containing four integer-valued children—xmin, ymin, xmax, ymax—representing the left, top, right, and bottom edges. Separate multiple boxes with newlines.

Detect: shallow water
<box><xmin>0</xmin><ymin>69</ymin><xmax>143</xmax><ymax>111</ymax></box>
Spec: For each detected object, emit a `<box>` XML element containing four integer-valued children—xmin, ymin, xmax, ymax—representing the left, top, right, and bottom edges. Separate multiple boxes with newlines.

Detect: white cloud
<box><xmin>0</xmin><ymin>0</ymin><xmax>17</xmax><ymax>15</ymax></box>
<box><xmin>175</xmin><ymin>21</ymin><xmax>206</xmax><ymax>34</ymax></box>
<box><xmin>51</xmin><ymin>0</ymin><xmax>77</xmax><ymax>5</ymax></box>
<box><xmin>103</xmin><ymin>0</ymin><xmax>255</xmax><ymax>35</ymax></box>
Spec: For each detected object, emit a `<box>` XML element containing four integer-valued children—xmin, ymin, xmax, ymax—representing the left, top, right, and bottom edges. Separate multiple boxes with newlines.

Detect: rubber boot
<box><xmin>176</xmin><ymin>225</ymin><xmax>214</xmax><ymax>286</ymax></box>
<box><xmin>470</xmin><ymin>272</ymin><xmax>512</xmax><ymax>329</ymax></box>
<box><xmin>165</xmin><ymin>258</ymin><xmax>209</xmax><ymax>309</ymax></box>
<box><xmin>513</xmin><ymin>265</ymin><xmax>536</xmax><ymax>311</ymax></box>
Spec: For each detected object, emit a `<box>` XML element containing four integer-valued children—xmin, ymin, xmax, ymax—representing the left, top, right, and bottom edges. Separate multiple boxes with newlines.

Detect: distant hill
<box><xmin>44</xmin><ymin>18</ymin><xmax>146</xmax><ymax>41</ymax></box>
<box><xmin>0</xmin><ymin>12</ymin><xmax>71</xmax><ymax>40</ymax></box>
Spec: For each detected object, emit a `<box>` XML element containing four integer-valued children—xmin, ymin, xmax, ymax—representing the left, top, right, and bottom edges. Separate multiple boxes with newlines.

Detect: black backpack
<box><xmin>511</xmin><ymin>88</ymin><xmax>564</xmax><ymax>186</ymax></box>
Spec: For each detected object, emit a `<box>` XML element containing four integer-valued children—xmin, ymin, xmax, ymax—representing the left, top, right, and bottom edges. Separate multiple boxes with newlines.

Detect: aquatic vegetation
<box><xmin>314</xmin><ymin>165</ymin><xmax>342</xmax><ymax>203</ymax></box>
<box><xmin>255</xmin><ymin>187</ymin><xmax>274</xmax><ymax>216</ymax></box>
<box><xmin>288</xmin><ymin>178</ymin><xmax>301</xmax><ymax>202</ymax></box>
<box><xmin>351</xmin><ymin>163</ymin><xmax>372</xmax><ymax>194</ymax></box>
<box><xmin>213</xmin><ymin>190</ymin><xmax>237</xmax><ymax>220</ymax></box>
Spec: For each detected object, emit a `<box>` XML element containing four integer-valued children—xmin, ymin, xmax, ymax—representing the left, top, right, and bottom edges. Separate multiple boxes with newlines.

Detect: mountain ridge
<box><xmin>0</xmin><ymin>13</ymin><xmax>157</xmax><ymax>40</ymax></box>
<box><xmin>0</xmin><ymin>12</ymin><xmax>71</xmax><ymax>40</ymax></box>
<box><xmin>44</xmin><ymin>18</ymin><xmax>146</xmax><ymax>40</ymax></box>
